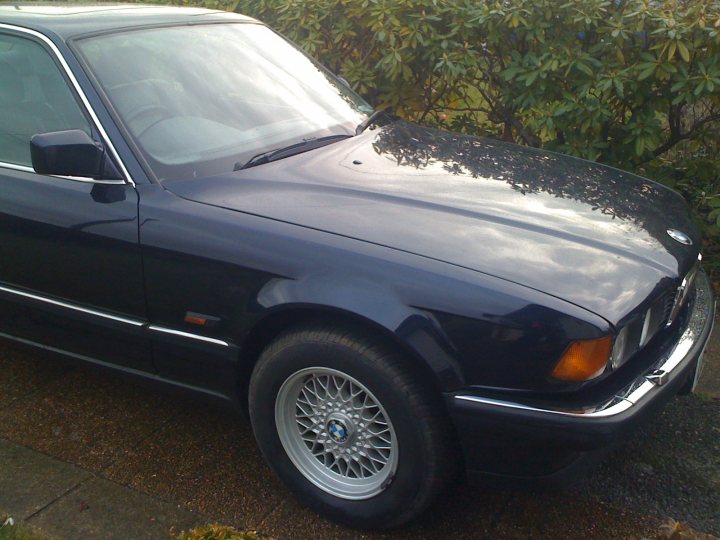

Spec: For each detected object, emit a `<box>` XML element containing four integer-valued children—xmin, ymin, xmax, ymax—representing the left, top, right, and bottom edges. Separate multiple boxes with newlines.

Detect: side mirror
<box><xmin>30</xmin><ymin>129</ymin><xmax>120</xmax><ymax>180</ymax></box>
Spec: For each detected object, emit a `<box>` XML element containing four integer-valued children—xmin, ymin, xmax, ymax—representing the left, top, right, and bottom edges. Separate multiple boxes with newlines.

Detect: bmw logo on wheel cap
<box><xmin>667</xmin><ymin>229</ymin><xmax>693</xmax><ymax>246</ymax></box>
<box><xmin>328</xmin><ymin>419</ymin><xmax>349</xmax><ymax>443</ymax></box>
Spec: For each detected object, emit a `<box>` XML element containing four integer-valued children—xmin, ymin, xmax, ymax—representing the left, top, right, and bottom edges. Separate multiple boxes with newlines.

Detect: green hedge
<box><xmin>235</xmin><ymin>0</ymin><xmax>720</xmax><ymax>255</ymax></box>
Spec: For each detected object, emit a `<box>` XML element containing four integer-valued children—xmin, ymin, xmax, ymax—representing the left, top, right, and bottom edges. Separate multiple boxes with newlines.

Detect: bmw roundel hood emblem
<box><xmin>666</xmin><ymin>229</ymin><xmax>693</xmax><ymax>246</ymax></box>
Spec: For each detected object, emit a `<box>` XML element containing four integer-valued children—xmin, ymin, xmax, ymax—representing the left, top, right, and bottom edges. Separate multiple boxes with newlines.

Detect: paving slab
<box><xmin>27</xmin><ymin>476</ymin><xmax>204</xmax><ymax>540</ymax></box>
<box><xmin>0</xmin><ymin>438</ymin><xmax>91</xmax><ymax>520</ymax></box>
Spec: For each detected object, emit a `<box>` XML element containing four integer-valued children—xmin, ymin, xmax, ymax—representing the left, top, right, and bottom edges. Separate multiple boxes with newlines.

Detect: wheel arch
<box><xmin>235</xmin><ymin>303</ymin><xmax>464</xmax><ymax>412</ymax></box>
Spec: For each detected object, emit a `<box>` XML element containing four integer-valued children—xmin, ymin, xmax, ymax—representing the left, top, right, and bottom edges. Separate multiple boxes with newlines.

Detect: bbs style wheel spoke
<box><xmin>275</xmin><ymin>367</ymin><xmax>398</xmax><ymax>499</ymax></box>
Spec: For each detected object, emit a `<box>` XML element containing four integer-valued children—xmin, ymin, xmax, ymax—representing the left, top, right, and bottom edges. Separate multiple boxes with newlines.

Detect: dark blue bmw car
<box><xmin>0</xmin><ymin>4</ymin><xmax>714</xmax><ymax>528</ymax></box>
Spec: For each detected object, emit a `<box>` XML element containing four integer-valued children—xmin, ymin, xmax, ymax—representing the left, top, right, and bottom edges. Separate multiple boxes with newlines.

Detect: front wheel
<box><xmin>248</xmin><ymin>324</ymin><xmax>456</xmax><ymax>528</ymax></box>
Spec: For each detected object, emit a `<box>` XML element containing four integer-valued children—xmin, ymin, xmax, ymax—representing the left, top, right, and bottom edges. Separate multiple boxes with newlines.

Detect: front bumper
<box><xmin>446</xmin><ymin>270</ymin><xmax>715</xmax><ymax>480</ymax></box>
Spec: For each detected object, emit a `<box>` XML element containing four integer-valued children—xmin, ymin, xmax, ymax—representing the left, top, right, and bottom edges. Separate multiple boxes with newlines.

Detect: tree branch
<box><xmin>638</xmin><ymin>111</ymin><xmax>720</xmax><ymax>163</ymax></box>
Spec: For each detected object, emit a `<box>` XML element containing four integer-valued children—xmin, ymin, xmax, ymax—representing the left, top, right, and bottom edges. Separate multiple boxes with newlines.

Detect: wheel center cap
<box><xmin>326</xmin><ymin>413</ymin><xmax>353</xmax><ymax>444</ymax></box>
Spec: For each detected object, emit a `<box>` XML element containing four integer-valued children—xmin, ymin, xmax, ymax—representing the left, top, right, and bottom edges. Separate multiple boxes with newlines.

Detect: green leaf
<box><xmin>677</xmin><ymin>41</ymin><xmax>691</xmax><ymax>62</ymax></box>
<box><xmin>635</xmin><ymin>136</ymin><xmax>645</xmax><ymax>156</ymax></box>
<box><xmin>613</xmin><ymin>78</ymin><xmax>624</xmax><ymax>97</ymax></box>
<box><xmin>576</xmin><ymin>62</ymin><xmax>594</xmax><ymax>76</ymax></box>
<box><xmin>637</xmin><ymin>66</ymin><xmax>656</xmax><ymax>80</ymax></box>
<box><xmin>525</xmin><ymin>71</ymin><xmax>539</xmax><ymax>86</ymax></box>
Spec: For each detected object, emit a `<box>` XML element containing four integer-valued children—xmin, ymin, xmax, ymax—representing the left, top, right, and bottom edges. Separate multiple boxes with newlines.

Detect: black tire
<box><xmin>248</xmin><ymin>323</ymin><xmax>456</xmax><ymax>529</ymax></box>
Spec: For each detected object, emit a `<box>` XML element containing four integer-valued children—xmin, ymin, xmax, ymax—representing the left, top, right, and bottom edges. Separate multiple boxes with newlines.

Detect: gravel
<box><xmin>575</xmin><ymin>394</ymin><xmax>720</xmax><ymax>535</ymax></box>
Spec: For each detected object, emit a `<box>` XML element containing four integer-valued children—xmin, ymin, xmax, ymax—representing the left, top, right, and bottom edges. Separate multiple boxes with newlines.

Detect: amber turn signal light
<box><xmin>551</xmin><ymin>336</ymin><xmax>613</xmax><ymax>382</ymax></box>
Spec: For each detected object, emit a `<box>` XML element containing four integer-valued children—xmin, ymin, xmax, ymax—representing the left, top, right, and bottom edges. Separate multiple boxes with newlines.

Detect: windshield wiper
<box><xmin>355</xmin><ymin>110</ymin><xmax>388</xmax><ymax>135</ymax></box>
<box><xmin>236</xmin><ymin>134</ymin><xmax>352</xmax><ymax>171</ymax></box>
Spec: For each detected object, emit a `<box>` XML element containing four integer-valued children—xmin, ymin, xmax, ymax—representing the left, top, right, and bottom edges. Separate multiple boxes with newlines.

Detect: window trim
<box><xmin>0</xmin><ymin>23</ymin><xmax>135</xmax><ymax>186</ymax></box>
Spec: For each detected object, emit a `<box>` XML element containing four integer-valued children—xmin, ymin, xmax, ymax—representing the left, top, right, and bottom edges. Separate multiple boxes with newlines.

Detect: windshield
<box><xmin>75</xmin><ymin>23</ymin><xmax>372</xmax><ymax>180</ymax></box>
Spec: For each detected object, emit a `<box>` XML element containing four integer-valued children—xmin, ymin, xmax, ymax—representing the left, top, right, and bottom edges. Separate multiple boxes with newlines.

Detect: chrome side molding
<box><xmin>0</xmin><ymin>283</ymin><xmax>145</xmax><ymax>327</ymax></box>
<box><xmin>0</xmin><ymin>282</ymin><xmax>230</xmax><ymax>348</ymax></box>
<box><xmin>147</xmin><ymin>325</ymin><xmax>230</xmax><ymax>347</ymax></box>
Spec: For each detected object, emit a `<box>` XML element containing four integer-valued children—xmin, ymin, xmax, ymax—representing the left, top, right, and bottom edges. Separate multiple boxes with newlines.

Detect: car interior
<box><xmin>0</xmin><ymin>35</ymin><xmax>90</xmax><ymax>168</ymax></box>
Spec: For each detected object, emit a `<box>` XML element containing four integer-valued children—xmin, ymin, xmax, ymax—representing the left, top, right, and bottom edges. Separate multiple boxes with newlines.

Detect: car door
<box><xmin>0</xmin><ymin>28</ymin><xmax>153</xmax><ymax>372</ymax></box>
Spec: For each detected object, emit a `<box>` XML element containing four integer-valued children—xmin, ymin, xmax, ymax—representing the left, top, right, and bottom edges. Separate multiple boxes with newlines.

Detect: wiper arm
<box><xmin>355</xmin><ymin>110</ymin><xmax>388</xmax><ymax>135</ymax></box>
<box><xmin>236</xmin><ymin>134</ymin><xmax>352</xmax><ymax>171</ymax></box>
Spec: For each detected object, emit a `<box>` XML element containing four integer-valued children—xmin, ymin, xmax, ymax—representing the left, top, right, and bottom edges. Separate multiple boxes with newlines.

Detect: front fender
<box><xmin>255</xmin><ymin>273</ymin><xmax>466</xmax><ymax>390</ymax></box>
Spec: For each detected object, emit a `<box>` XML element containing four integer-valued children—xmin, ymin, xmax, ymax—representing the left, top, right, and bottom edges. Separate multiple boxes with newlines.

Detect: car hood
<box><xmin>164</xmin><ymin>120</ymin><xmax>700</xmax><ymax>325</ymax></box>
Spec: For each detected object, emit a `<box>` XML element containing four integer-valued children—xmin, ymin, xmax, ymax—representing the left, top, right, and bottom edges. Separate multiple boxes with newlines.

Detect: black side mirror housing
<box><xmin>30</xmin><ymin>129</ymin><xmax>120</xmax><ymax>180</ymax></box>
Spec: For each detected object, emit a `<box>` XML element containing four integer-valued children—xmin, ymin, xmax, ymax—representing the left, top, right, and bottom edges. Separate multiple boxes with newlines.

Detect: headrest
<box><xmin>0</xmin><ymin>59</ymin><xmax>24</xmax><ymax>103</ymax></box>
<box><xmin>96</xmin><ymin>46</ymin><xmax>153</xmax><ymax>88</ymax></box>
<box><xmin>1</xmin><ymin>49</ymin><xmax>35</xmax><ymax>77</ymax></box>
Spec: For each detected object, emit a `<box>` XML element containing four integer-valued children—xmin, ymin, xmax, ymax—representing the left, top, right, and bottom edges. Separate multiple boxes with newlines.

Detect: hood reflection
<box><xmin>369</xmin><ymin>121</ymin><xmax>696</xmax><ymax>257</ymax></box>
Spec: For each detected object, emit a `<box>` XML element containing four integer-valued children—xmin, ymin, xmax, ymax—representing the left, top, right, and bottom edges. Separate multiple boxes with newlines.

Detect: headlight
<box><xmin>550</xmin><ymin>336</ymin><xmax>613</xmax><ymax>382</ymax></box>
<box><xmin>610</xmin><ymin>325</ymin><xmax>630</xmax><ymax>370</ymax></box>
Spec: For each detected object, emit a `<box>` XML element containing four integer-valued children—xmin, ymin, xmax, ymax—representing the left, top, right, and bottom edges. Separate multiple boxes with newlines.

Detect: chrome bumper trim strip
<box><xmin>454</xmin><ymin>392</ymin><xmax>634</xmax><ymax>419</ymax></box>
<box><xmin>455</xmin><ymin>270</ymin><xmax>714</xmax><ymax>419</ymax></box>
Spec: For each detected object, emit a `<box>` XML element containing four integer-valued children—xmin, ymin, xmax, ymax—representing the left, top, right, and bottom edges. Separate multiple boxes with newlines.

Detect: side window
<box><xmin>0</xmin><ymin>32</ymin><xmax>92</xmax><ymax>168</ymax></box>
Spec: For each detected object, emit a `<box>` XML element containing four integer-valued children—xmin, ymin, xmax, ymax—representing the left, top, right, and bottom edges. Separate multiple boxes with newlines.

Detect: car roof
<box><xmin>0</xmin><ymin>3</ymin><xmax>255</xmax><ymax>40</ymax></box>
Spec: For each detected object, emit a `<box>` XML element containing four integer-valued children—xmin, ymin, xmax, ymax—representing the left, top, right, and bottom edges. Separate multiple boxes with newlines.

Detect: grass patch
<box><xmin>0</xmin><ymin>516</ymin><xmax>268</xmax><ymax>540</ymax></box>
<box><xmin>655</xmin><ymin>519</ymin><xmax>719</xmax><ymax>539</ymax></box>
<box><xmin>0</xmin><ymin>517</ymin><xmax>48</xmax><ymax>540</ymax></box>
<box><xmin>171</xmin><ymin>524</ymin><xmax>270</xmax><ymax>540</ymax></box>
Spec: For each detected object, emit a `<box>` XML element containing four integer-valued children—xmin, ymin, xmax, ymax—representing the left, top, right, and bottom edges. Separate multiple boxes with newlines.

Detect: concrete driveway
<box><xmin>1</xmin><ymin>331</ymin><xmax>718</xmax><ymax>539</ymax></box>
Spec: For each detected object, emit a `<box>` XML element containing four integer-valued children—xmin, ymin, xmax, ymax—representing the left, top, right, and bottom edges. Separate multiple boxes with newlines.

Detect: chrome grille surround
<box><xmin>614</xmin><ymin>272</ymin><xmax>691</xmax><ymax>369</ymax></box>
<box><xmin>667</xmin><ymin>254</ymin><xmax>702</xmax><ymax>327</ymax></box>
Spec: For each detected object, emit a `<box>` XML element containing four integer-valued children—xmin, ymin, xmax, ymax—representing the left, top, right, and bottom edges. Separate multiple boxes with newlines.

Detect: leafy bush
<box><xmin>236</xmin><ymin>0</ymin><xmax>720</xmax><ymax>258</ymax></box>
<box><xmin>170</xmin><ymin>524</ymin><xmax>268</xmax><ymax>540</ymax></box>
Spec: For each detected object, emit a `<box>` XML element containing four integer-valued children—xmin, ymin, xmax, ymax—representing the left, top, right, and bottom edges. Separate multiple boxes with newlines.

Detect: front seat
<box><xmin>0</xmin><ymin>50</ymin><xmax>66</xmax><ymax>167</ymax></box>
